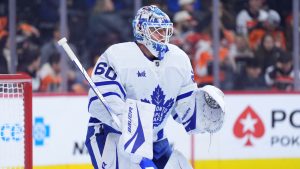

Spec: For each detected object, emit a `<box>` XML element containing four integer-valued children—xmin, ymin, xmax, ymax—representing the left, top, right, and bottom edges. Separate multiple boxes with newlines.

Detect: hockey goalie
<box><xmin>84</xmin><ymin>5</ymin><xmax>225</xmax><ymax>169</ymax></box>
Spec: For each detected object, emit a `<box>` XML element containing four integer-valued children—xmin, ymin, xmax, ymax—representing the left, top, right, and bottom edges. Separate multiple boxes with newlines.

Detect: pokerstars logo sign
<box><xmin>233</xmin><ymin>106</ymin><xmax>265</xmax><ymax>146</ymax></box>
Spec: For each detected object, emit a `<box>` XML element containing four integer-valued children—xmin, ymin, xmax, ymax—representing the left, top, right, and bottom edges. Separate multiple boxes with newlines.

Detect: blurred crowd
<box><xmin>0</xmin><ymin>0</ymin><xmax>299</xmax><ymax>92</ymax></box>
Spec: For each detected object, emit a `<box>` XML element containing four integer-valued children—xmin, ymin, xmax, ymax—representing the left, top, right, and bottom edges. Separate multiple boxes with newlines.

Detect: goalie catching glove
<box><xmin>174</xmin><ymin>85</ymin><xmax>225</xmax><ymax>134</ymax></box>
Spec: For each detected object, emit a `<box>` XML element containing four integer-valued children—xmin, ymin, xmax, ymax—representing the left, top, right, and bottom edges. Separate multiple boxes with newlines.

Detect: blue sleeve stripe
<box><xmin>183</xmin><ymin>101</ymin><xmax>197</xmax><ymax>132</ymax></box>
<box><xmin>94</xmin><ymin>81</ymin><xmax>126</xmax><ymax>98</ymax></box>
<box><xmin>103</xmin><ymin>92</ymin><xmax>122</xmax><ymax>98</ymax></box>
<box><xmin>176</xmin><ymin>91</ymin><xmax>193</xmax><ymax>101</ymax></box>
<box><xmin>88</xmin><ymin>92</ymin><xmax>122</xmax><ymax>111</ymax></box>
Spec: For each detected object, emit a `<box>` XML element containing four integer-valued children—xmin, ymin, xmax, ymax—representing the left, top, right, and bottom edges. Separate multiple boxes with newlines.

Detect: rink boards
<box><xmin>3</xmin><ymin>93</ymin><xmax>299</xmax><ymax>168</ymax></box>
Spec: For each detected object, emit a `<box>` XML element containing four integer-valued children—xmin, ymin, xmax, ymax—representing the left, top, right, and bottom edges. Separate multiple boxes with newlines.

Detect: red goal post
<box><xmin>0</xmin><ymin>74</ymin><xmax>32</xmax><ymax>169</ymax></box>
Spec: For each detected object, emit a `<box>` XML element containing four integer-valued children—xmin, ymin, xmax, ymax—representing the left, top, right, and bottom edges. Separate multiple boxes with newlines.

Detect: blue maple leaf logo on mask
<box><xmin>141</xmin><ymin>85</ymin><xmax>174</xmax><ymax>127</ymax></box>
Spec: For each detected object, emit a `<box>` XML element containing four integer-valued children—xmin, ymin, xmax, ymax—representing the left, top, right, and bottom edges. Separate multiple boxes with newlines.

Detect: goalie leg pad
<box><xmin>85</xmin><ymin>122</ymin><xmax>141</xmax><ymax>169</ymax></box>
<box><xmin>85</xmin><ymin>123</ymin><xmax>121</xmax><ymax>168</ymax></box>
<box><xmin>164</xmin><ymin>150</ymin><xmax>193</xmax><ymax>169</ymax></box>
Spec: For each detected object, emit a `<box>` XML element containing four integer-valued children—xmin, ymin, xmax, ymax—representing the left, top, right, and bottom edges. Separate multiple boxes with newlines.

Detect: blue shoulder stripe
<box><xmin>94</xmin><ymin>81</ymin><xmax>126</xmax><ymax>98</ymax></box>
<box><xmin>176</xmin><ymin>91</ymin><xmax>193</xmax><ymax>101</ymax></box>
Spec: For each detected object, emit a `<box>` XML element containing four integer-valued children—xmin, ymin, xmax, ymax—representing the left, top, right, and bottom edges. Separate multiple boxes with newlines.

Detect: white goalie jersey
<box><xmin>88</xmin><ymin>42</ymin><xmax>197</xmax><ymax>141</ymax></box>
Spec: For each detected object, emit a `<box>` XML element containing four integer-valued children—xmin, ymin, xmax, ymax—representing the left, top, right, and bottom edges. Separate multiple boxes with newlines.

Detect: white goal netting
<box><xmin>0</xmin><ymin>76</ymin><xmax>31</xmax><ymax>169</ymax></box>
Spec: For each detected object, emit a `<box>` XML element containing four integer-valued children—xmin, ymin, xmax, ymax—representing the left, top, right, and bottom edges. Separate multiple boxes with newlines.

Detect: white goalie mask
<box><xmin>133</xmin><ymin>5</ymin><xmax>174</xmax><ymax>60</ymax></box>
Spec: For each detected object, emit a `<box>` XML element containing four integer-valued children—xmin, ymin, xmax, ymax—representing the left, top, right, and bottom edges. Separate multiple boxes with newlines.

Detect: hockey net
<box><xmin>0</xmin><ymin>74</ymin><xmax>32</xmax><ymax>169</ymax></box>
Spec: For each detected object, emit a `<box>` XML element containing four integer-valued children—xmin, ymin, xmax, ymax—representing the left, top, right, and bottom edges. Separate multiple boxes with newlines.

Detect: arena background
<box><xmin>0</xmin><ymin>0</ymin><xmax>299</xmax><ymax>168</ymax></box>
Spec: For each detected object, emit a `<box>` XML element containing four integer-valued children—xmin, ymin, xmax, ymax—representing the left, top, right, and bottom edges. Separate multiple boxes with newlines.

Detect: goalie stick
<box><xmin>57</xmin><ymin>37</ymin><xmax>121</xmax><ymax>129</ymax></box>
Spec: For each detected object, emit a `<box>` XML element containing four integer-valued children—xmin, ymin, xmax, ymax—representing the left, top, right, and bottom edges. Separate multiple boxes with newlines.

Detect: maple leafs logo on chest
<box><xmin>141</xmin><ymin>85</ymin><xmax>174</xmax><ymax>127</ymax></box>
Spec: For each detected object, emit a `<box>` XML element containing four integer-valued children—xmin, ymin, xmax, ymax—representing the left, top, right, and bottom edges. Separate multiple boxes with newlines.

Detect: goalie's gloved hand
<box><xmin>199</xmin><ymin>85</ymin><xmax>225</xmax><ymax>112</ymax></box>
<box><xmin>198</xmin><ymin>85</ymin><xmax>225</xmax><ymax>133</ymax></box>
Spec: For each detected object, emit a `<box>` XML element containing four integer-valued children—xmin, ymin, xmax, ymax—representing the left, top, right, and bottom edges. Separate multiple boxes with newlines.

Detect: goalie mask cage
<box><xmin>0</xmin><ymin>74</ymin><xmax>32</xmax><ymax>169</ymax></box>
